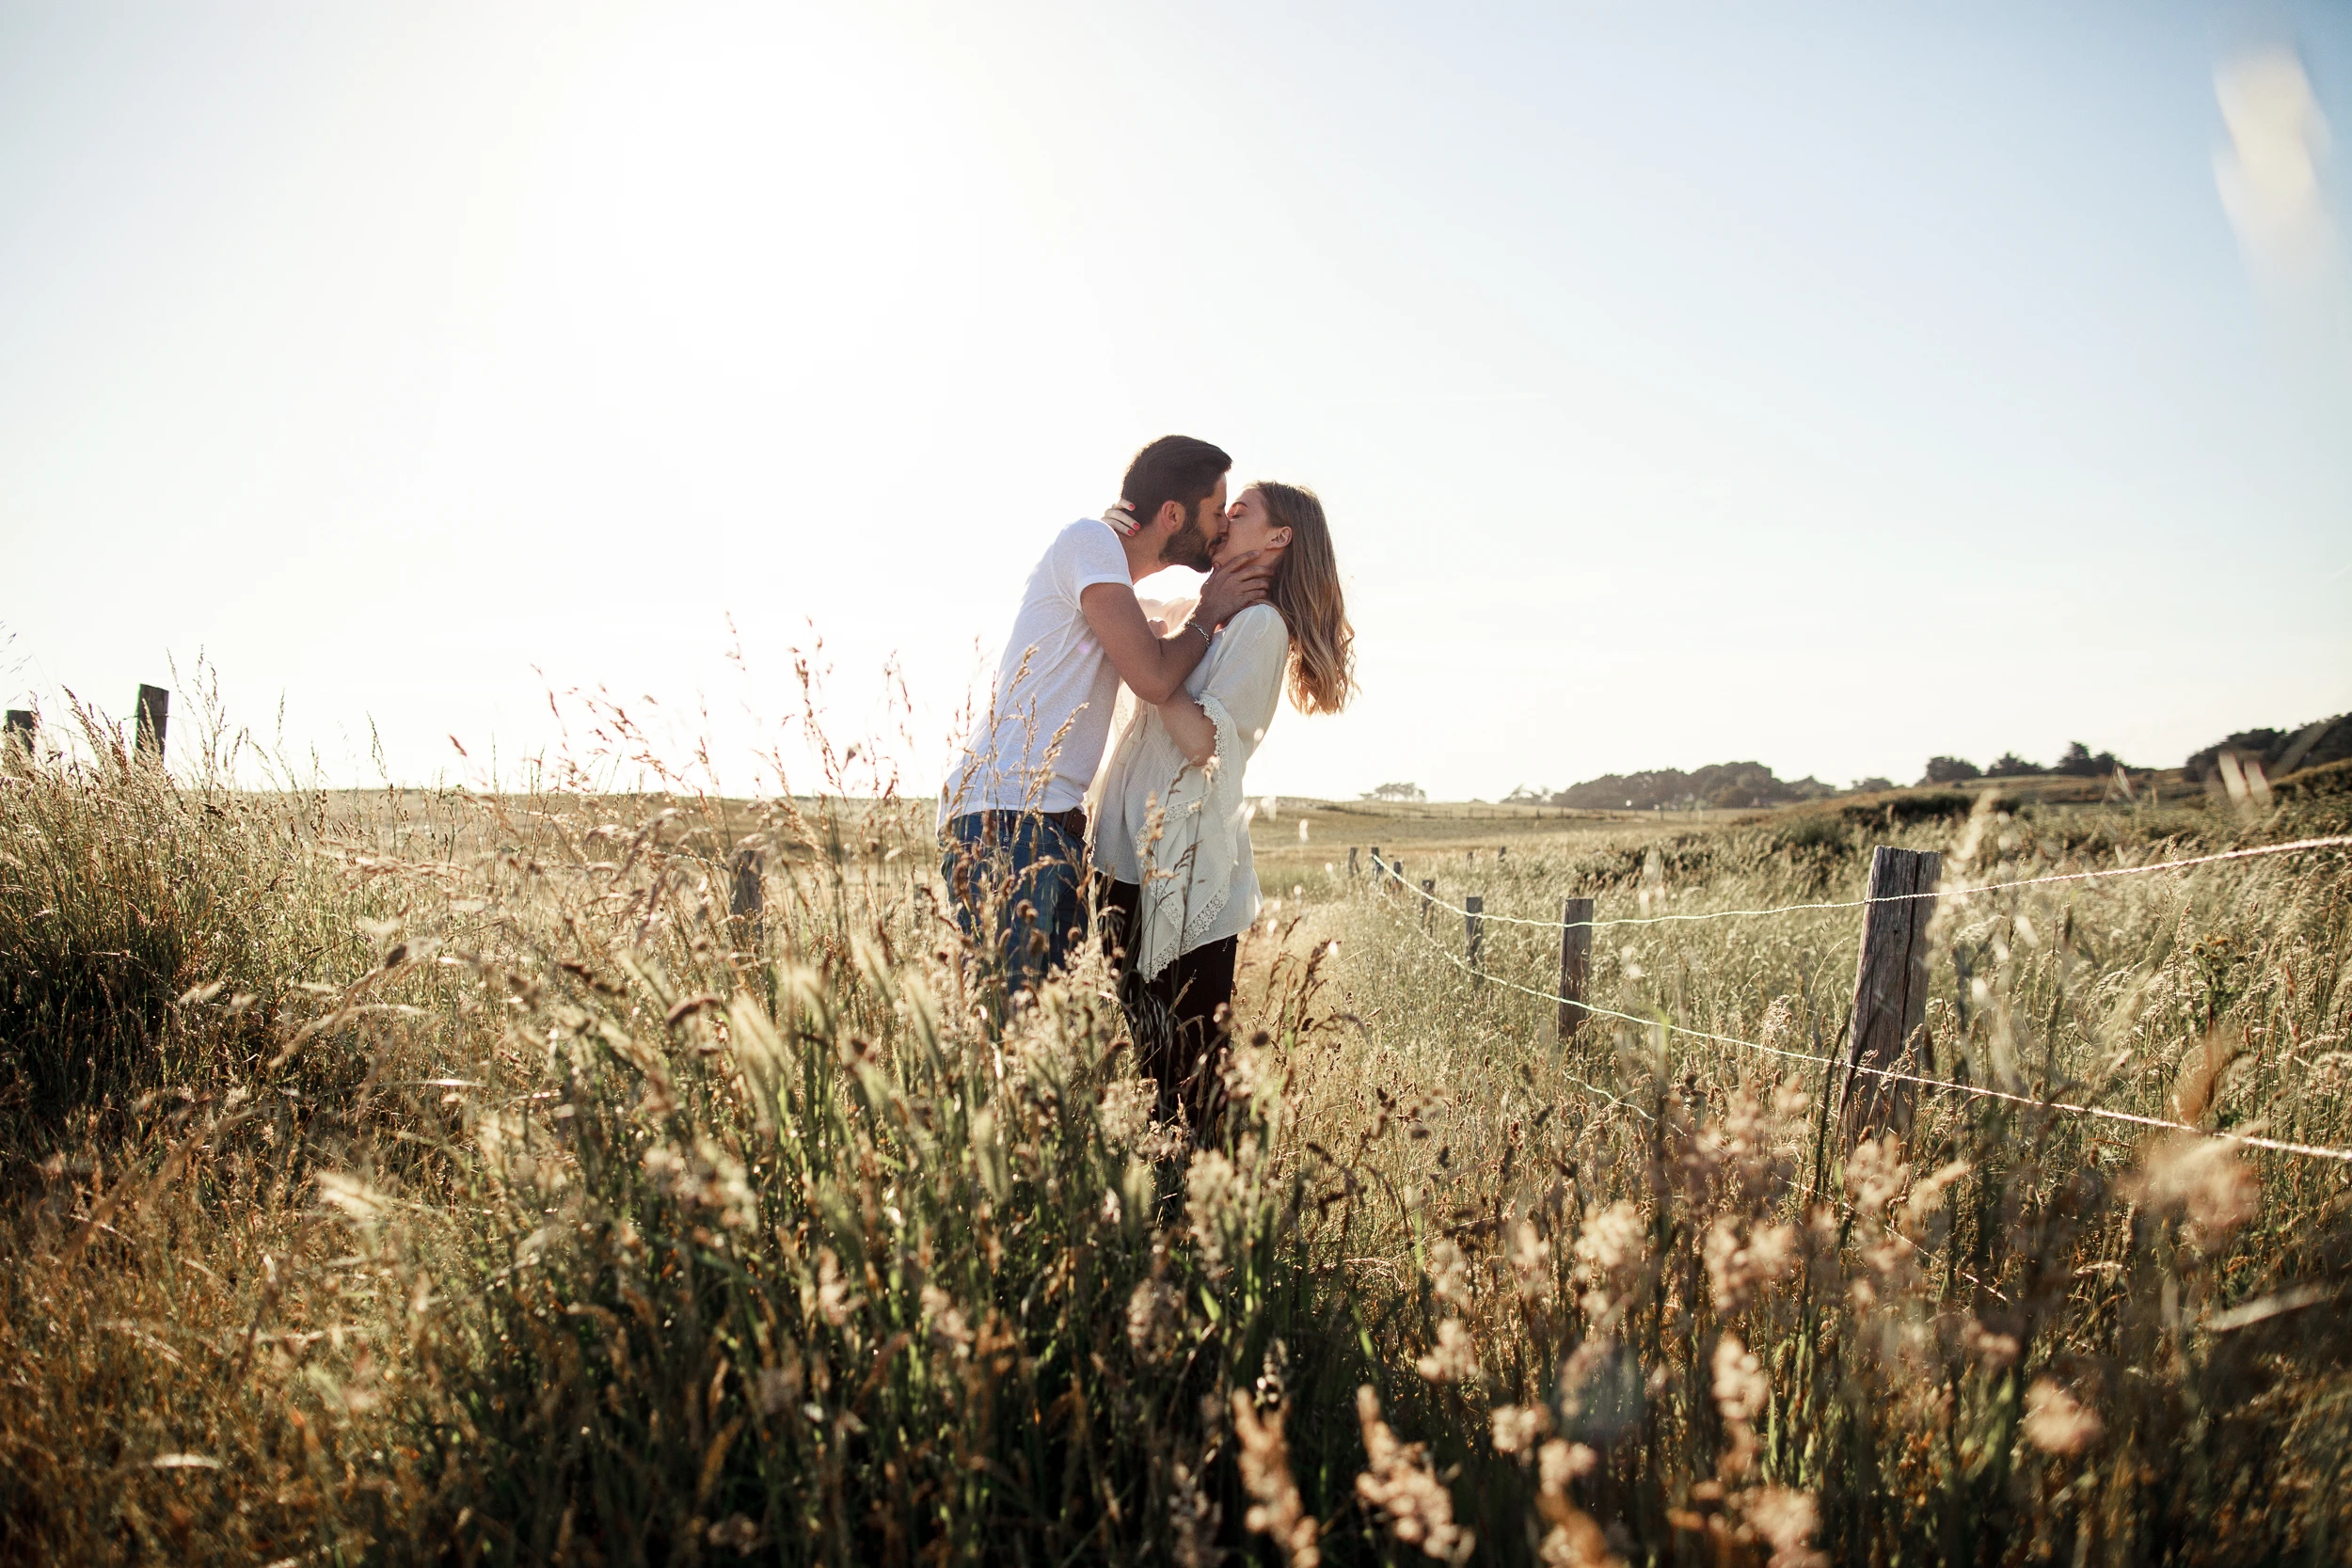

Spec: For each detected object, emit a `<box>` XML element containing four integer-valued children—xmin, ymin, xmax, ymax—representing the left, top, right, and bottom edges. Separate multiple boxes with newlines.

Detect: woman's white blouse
<box><xmin>1092</xmin><ymin>603</ymin><xmax>1289</xmax><ymax>979</ymax></box>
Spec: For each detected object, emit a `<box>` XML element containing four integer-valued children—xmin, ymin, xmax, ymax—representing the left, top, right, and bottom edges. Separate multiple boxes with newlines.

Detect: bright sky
<box><xmin>5</xmin><ymin>2</ymin><xmax>2348</xmax><ymax>800</ymax></box>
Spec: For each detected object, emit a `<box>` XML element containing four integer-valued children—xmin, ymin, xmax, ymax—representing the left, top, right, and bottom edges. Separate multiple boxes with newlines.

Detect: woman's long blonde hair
<box><xmin>1256</xmin><ymin>482</ymin><xmax>1354</xmax><ymax>716</ymax></box>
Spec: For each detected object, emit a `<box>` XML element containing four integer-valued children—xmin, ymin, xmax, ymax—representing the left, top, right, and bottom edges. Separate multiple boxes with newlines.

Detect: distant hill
<box><xmin>1530</xmin><ymin>761</ymin><xmax>1839</xmax><ymax>812</ymax></box>
<box><xmin>2184</xmin><ymin>713</ymin><xmax>2351</xmax><ymax>784</ymax></box>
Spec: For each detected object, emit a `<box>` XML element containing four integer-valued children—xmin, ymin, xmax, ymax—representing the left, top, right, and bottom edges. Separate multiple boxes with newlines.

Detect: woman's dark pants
<box><xmin>1100</xmin><ymin>878</ymin><xmax>1236</xmax><ymax>1139</ymax></box>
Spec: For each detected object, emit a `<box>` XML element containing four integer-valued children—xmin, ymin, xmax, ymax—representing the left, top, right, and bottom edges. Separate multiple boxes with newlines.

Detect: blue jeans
<box><xmin>941</xmin><ymin>810</ymin><xmax>1089</xmax><ymax>1003</ymax></box>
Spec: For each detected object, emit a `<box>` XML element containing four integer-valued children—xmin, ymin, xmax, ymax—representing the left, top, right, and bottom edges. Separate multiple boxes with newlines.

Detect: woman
<box><xmin>1092</xmin><ymin>482</ymin><xmax>1354</xmax><ymax>1134</ymax></box>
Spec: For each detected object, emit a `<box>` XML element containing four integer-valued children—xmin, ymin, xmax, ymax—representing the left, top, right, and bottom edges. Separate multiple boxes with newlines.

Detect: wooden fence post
<box><xmin>1348</xmin><ymin>846</ymin><xmax>1359</xmax><ymax>879</ymax></box>
<box><xmin>3</xmin><ymin>710</ymin><xmax>32</xmax><ymax>771</ymax></box>
<box><xmin>1464</xmin><ymin>895</ymin><xmax>1484</xmax><ymax>973</ymax></box>
<box><xmin>1421</xmin><ymin>879</ymin><xmax>1436</xmax><ymax>930</ymax></box>
<box><xmin>730</xmin><ymin>845</ymin><xmax>766</xmax><ymax>948</ymax></box>
<box><xmin>1558</xmin><ymin>896</ymin><xmax>1594</xmax><ymax>1039</ymax></box>
<box><xmin>1371</xmin><ymin>846</ymin><xmax>1383</xmax><ymax>892</ymax></box>
<box><xmin>135</xmin><ymin>684</ymin><xmax>168</xmax><ymax>763</ymax></box>
<box><xmin>1840</xmin><ymin>845</ymin><xmax>1943</xmax><ymax>1142</ymax></box>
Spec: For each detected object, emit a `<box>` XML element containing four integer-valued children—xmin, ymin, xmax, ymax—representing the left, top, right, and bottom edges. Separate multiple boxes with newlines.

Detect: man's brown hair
<box><xmin>1120</xmin><ymin>436</ymin><xmax>1232</xmax><ymax>528</ymax></box>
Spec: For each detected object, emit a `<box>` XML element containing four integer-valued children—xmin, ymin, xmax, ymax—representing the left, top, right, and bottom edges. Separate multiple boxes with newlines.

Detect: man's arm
<box><xmin>1079</xmin><ymin>554</ymin><xmax>1271</xmax><ymax>705</ymax></box>
<box><xmin>1079</xmin><ymin>583</ymin><xmax>1217</xmax><ymax>705</ymax></box>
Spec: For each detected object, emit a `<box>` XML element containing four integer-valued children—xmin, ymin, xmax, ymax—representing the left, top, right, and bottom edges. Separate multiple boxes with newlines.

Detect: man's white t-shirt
<box><xmin>943</xmin><ymin>519</ymin><xmax>1135</xmax><ymax>820</ymax></box>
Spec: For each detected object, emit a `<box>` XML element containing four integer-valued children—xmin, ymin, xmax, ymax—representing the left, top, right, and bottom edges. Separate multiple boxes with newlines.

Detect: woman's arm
<box><xmin>1157</xmin><ymin>692</ymin><xmax>1217</xmax><ymax>767</ymax></box>
<box><xmin>1155</xmin><ymin>606</ymin><xmax>1290</xmax><ymax>768</ymax></box>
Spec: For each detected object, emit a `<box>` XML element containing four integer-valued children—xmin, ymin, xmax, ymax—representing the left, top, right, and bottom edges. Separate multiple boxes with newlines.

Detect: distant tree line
<box><xmin>1921</xmin><ymin>714</ymin><xmax>2350</xmax><ymax>787</ymax></box>
<box><xmin>1919</xmin><ymin>740</ymin><xmax>2127</xmax><ymax>784</ymax></box>
<box><xmin>1508</xmin><ymin>762</ymin><xmax>1841</xmax><ymax>812</ymax></box>
<box><xmin>1430</xmin><ymin>713</ymin><xmax>2351</xmax><ymax>811</ymax></box>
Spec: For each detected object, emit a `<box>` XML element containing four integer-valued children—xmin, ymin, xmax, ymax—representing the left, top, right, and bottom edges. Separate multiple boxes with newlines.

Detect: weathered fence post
<box><xmin>3</xmin><ymin>710</ymin><xmax>32</xmax><ymax>771</ymax></box>
<box><xmin>1464</xmin><ymin>895</ymin><xmax>1485</xmax><ymax>973</ymax></box>
<box><xmin>135</xmin><ymin>684</ymin><xmax>168</xmax><ymax>764</ymax></box>
<box><xmin>1558</xmin><ymin>896</ymin><xmax>1594</xmax><ymax>1039</ymax></box>
<box><xmin>730</xmin><ymin>845</ymin><xmax>766</xmax><ymax>949</ymax></box>
<box><xmin>1371</xmin><ymin>846</ymin><xmax>1383</xmax><ymax>892</ymax></box>
<box><xmin>1421</xmin><ymin>879</ymin><xmax>1436</xmax><ymax>930</ymax></box>
<box><xmin>1840</xmin><ymin>845</ymin><xmax>1943</xmax><ymax>1142</ymax></box>
<box><xmin>1348</xmin><ymin>846</ymin><xmax>1359</xmax><ymax>879</ymax></box>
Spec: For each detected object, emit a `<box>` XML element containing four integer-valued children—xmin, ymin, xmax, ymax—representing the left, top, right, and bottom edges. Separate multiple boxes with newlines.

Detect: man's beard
<box><xmin>1159</xmin><ymin>507</ymin><xmax>1218</xmax><ymax>572</ymax></box>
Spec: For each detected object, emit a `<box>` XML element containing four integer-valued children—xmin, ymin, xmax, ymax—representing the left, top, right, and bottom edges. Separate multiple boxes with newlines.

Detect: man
<box><xmin>942</xmin><ymin>436</ymin><xmax>1271</xmax><ymax>1004</ymax></box>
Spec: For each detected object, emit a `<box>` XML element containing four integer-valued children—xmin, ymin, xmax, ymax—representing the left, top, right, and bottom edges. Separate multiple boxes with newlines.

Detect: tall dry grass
<box><xmin>1</xmin><ymin>694</ymin><xmax>2347</xmax><ymax>1565</ymax></box>
<box><xmin>1275</xmin><ymin>769</ymin><xmax>2352</xmax><ymax>1564</ymax></box>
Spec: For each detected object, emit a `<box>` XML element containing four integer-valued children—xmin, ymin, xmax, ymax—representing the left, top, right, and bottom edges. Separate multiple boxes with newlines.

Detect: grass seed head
<box><xmin>2021</xmin><ymin>1377</ymin><xmax>2104</xmax><ymax>1455</ymax></box>
<box><xmin>1355</xmin><ymin>1385</ymin><xmax>1475</xmax><ymax>1564</ymax></box>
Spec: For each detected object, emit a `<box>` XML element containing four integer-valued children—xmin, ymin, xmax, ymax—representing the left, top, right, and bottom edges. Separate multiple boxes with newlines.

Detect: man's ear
<box><xmin>1155</xmin><ymin>499</ymin><xmax>1188</xmax><ymax>533</ymax></box>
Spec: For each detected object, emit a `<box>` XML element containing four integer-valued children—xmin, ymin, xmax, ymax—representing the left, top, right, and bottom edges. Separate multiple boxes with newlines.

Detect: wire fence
<box><xmin>1371</xmin><ymin>834</ymin><xmax>2352</xmax><ymax>932</ymax></box>
<box><xmin>1355</xmin><ymin>844</ymin><xmax>2352</xmax><ymax>1166</ymax></box>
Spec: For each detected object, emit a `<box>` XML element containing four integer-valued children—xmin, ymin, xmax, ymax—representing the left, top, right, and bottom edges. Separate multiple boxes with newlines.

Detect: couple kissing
<box><xmin>941</xmin><ymin>435</ymin><xmax>1355</xmax><ymax>1140</ymax></box>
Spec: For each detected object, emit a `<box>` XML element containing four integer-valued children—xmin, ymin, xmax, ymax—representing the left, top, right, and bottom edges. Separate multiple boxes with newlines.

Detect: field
<box><xmin>3</xmin><ymin>713</ymin><xmax>2350</xmax><ymax>1566</ymax></box>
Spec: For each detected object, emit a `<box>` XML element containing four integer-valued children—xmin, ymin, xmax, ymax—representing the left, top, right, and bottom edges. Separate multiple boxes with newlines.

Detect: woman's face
<box><xmin>1214</xmin><ymin>486</ymin><xmax>1292</xmax><ymax>569</ymax></box>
